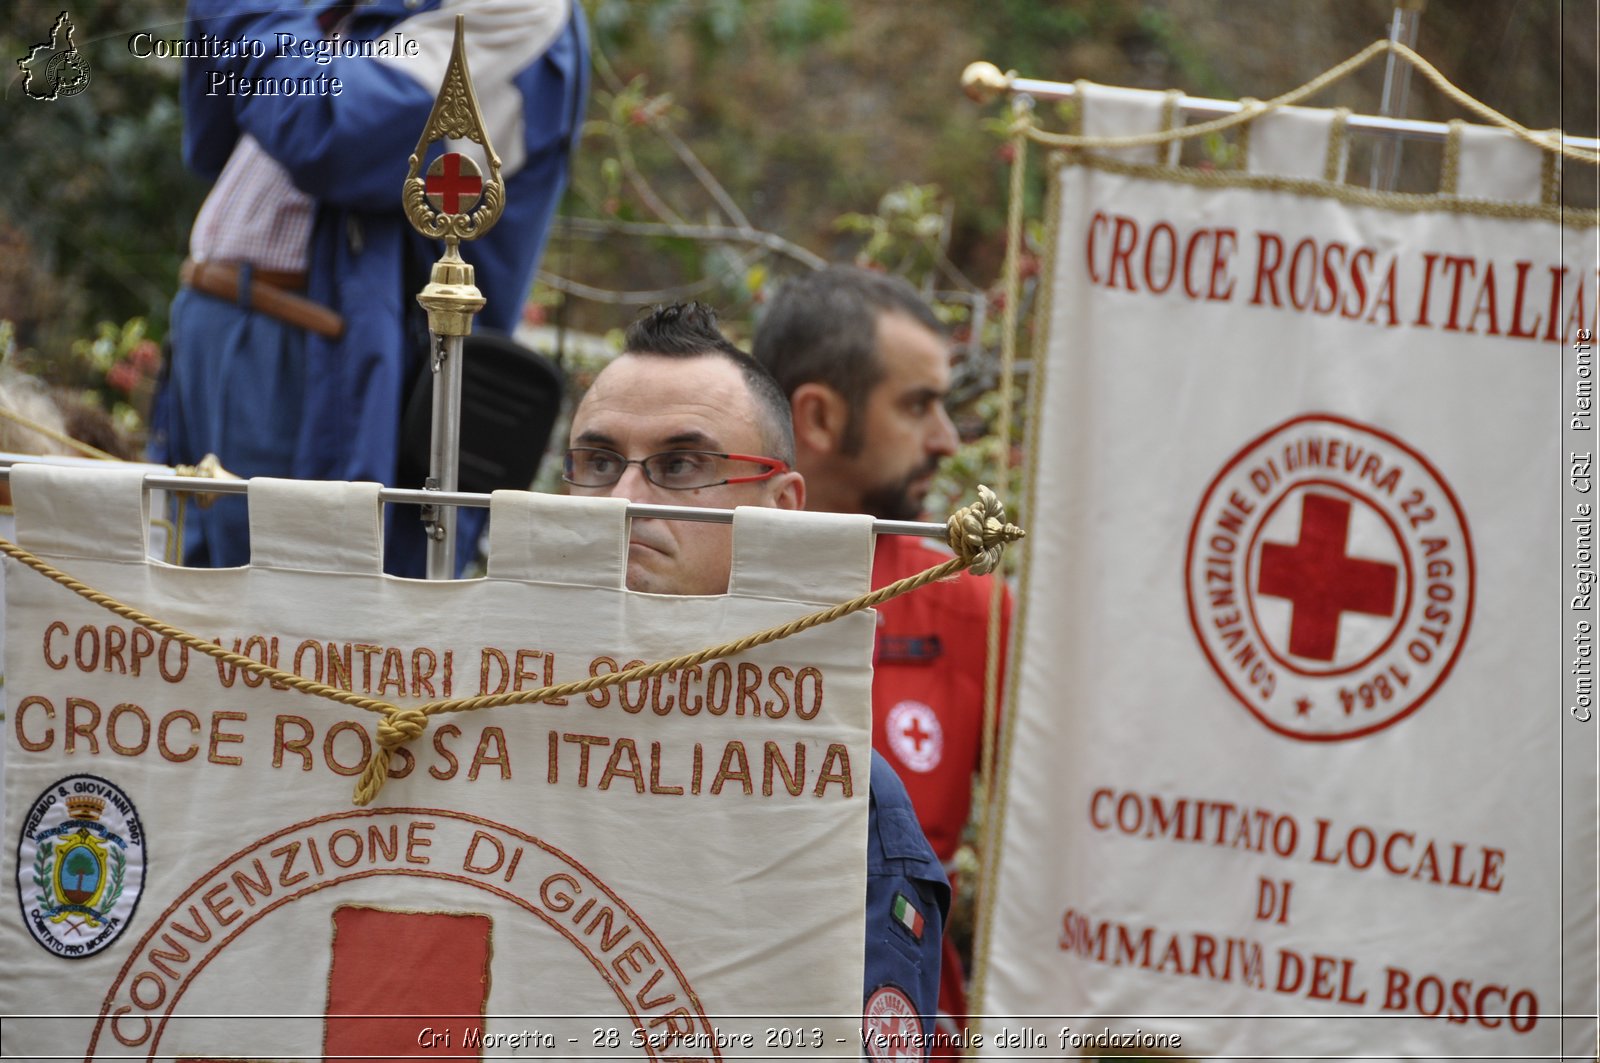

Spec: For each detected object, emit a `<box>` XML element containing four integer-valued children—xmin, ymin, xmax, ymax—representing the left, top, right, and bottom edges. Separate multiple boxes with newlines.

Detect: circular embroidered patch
<box><xmin>15</xmin><ymin>774</ymin><xmax>146</xmax><ymax>959</ymax></box>
<box><xmin>863</xmin><ymin>984</ymin><xmax>923</xmax><ymax>1063</ymax></box>
<box><xmin>885</xmin><ymin>700</ymin><xmax>943</xmax><ymax>773</ymax></box>
<box><xmin>1185</xmin><ymin>414</ymin><xmax>1474</xmax><ymax>741</ymax></box>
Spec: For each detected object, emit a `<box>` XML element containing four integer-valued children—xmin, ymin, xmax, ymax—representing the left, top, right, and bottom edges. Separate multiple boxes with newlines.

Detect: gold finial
<box><xmin>404</xmin><ymin>14</ymin><xmax>496</xmax><ymax>337</ymax></box>
<box><xmin>962</xmin><ymin>61</ymin><xmax>1013</xmax><ymax>104</ymax></box>
<box><xmin>402</xmin><ymin>15</ymin><xmax>505</xmax><ymax>244</ymax></box>
<box><xmin>944</xmin><ymin>485</ymin><xmax>1025</xmax><ymax>576</ymax></box>
<box><xmin>174</xmin><ymin>452</ymin><xmax>239</xmax><ymax>510</ymax></box>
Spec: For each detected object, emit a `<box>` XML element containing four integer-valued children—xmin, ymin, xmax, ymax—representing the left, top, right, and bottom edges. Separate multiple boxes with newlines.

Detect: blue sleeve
<box><xmin>864</xmin><ymin>752</ymin><xmax>950</xmax><ymax>1053</ymax></box>
<box><xmin>183</xmin><ymin>1</ymin><xmax>425</xmax><ymax>198</ymax></box>
<box><xmin>180</xmin><ymin>0</ymin><xmax>569</xmax><ymax>206</ymax></box>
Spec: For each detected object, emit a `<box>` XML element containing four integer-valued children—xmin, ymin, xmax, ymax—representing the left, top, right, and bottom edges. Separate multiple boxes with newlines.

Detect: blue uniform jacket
<box><xmin>868</xmin><ymin>751</ymin><xmax>951</xmax><ymax>1043</ymax></box>
<box><xmin>168</xmin><ymin>0</ymin><xmax>588</xmax><ymax>574</ymax></box>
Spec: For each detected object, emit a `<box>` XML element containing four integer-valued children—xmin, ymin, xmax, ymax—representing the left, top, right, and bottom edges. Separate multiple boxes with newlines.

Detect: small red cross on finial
<box><xmin>425</xmin><ymin>152</ymin><xmax>484</xmax><ymax>215</ymax></box>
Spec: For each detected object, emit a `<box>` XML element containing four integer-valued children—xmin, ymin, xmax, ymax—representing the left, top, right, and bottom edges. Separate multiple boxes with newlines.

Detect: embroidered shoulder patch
<box><xmin>863</xmin><ymin>984</ymin><xmax>923</xmax><ymax>1063</ymax></box>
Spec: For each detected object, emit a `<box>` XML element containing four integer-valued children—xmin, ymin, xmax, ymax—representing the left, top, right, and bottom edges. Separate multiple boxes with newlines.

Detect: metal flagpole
<box><xmin>0</xmin><ymin>455</ymin><xmax>954</xmax><ymax>542</ymax></box>
<box><xmin>961</xmin><ymin>60</ymin><xmax>1600</xmax><ymax>155</ymax></box>
<box><xmin>1368</xmin><ymin>1</ymin><xmax>1426</xmax><ymax>191</ymax></box>
<box><xmin>403</xmin><ymin>15</ymin><xmax>505</xmax><ymax>579</ymax></box>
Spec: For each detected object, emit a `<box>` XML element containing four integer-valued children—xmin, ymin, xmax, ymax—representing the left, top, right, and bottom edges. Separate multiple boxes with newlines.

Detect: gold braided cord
<box><xmin>0</xmin><ymin>489</ymin><xmax>1024</xmax><ymax>807</ymax></box>
<box><xmin>0</xmin><ymin>406</ymin><xmax>122</xmax><ymax>463</ymax></box>
<box><xmin>1325</xmin><ymin>107</ymin><xmax>1351</xmax><ymax>183</ymax></box>
<box><xmin>1234</xmin><ymin>96</ymin><xmax>1259</xmax><ymax>170</ymax></box>
<box><xmin>1440</xmin><ymin>119</ymin><xmax>1463</xmax><ymax>194</ymax></box>
<box><xmin>1068</xmin><ymin>150</ymin><xmax>1598</xmax><ymax>227</ymax></box>
<box><xmin>1159</xmin><ymin>88</ymin><xmax>1184</xmax><ymax>166</ymax></box>
<box><xmin>1012</xmin><ymin>39</ymin><xmax>1600</xmax><ymax>166</ymax></box>
<box><xmin>1391</xmin><ymin>41</ymin><xmax>1598</xmax><ymax>164</ymax></box>
<box><xmin>1069</xmin><ymin>80</ymin><xmax>1087</xmax><ymax>136</ymax></box>
<box><xmin>0</xmin><ymin>537</ymin><xmax>403</xmax><ymax>715</ymax></box>
<box><xmin>1540</xmin><ymin>139</ymin><xmax>1561</xmax><ymax>207</ymax></box>
<box><xmin>353</xmin><ymin>489</ymin><xmax>1024</xmax><ymax>804</ymax></box>
<box><xmin>968</xmin><ymin>162</ymin><xmax>1065</xmax><ymax>1019</ymax></box>
<box><xmin>968</xmin><ymin>110</ymin><xmax>1026</xmax><ymax>1053</ymax></box>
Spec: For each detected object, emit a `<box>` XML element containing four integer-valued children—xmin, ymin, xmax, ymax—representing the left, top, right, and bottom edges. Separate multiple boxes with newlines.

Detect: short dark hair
<box><xmin>622</xmin><ymin>302</ymin><xmax>795</xmax><ymax>463</ymax></box>
<box><xmin>752</xmin><ymin>266</ymin><xmax>943</xmax><ymax>453</ymax></box>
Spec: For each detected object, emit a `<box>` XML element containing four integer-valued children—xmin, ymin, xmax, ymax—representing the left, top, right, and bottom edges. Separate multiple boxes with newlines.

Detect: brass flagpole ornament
<box><xmin>403</xmin><ymin>15</ymin><xmax>503</xmax><ymax>578</ymax></box>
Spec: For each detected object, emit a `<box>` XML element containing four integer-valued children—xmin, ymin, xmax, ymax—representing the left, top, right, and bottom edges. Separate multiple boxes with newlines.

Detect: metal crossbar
<box><xmin>973</xmin><ymin>68</ymin><xmax>1600</xmax><ymax>153</ymax></box>
<box><xmin>0</xmin><ymin>453</ymin><xmax>948</xmax><ymax>539</ymax></box>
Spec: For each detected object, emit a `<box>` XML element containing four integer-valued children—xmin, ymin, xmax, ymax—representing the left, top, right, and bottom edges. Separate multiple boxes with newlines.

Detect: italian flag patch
<box><xmin>892</xmin><ymin>892</ymin><xmax>924</xmax><ymax>940</ymax></box>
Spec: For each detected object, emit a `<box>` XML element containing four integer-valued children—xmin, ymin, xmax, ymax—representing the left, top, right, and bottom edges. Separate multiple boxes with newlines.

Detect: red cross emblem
<box><xmin>1257</xmin><ymin>493</ymin><xmax>1399</xmax><ymax>662</ymax></box>
<box><xmin>901</xmin><ymin>716</ymin><xmax>933</xmax><ymax>751</ymax></box>
<box><xmin>425</xmin><ymin>152</ymin><xmax>483</xmax><ymax>215</ymax></box>
<box><xmin>85</xmin><ymin>810</ymin><xmax>722</xmax><ymax>1060</ymax></box>
<box><xmin>863</xmin><ymin>985</ymin><xmax>923</xmax><ymax>1063</ymax></box>
<box><xmin>885</xmin><ymin>700</ymin><xmax>942</xmax><ymax>772</ymax></box>
<box><xmin>1185</xmin><ymin>414</ymin><xmax>1474</xmax><ymax>741</ymax></box>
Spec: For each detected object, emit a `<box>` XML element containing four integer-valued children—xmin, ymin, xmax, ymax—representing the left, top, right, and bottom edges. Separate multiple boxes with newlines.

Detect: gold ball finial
<box><xmin>961</xmin><ymin>61</ymin><xmax>1011</xmax><ymax>104</ymax></box>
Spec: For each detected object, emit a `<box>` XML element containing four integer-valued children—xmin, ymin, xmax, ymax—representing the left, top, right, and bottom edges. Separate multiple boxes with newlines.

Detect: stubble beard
<box><xmin>857</xmin><ymin>456</ymin><xmax>942</xmax><ymax>522</ymax></box>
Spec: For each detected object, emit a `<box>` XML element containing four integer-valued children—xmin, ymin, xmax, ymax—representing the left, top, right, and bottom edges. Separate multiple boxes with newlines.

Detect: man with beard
<box><xmin>754</xmin><ymin>267</ymin><xmax>1012</xmax><ymax>1029</ymax></box>
<box><xmin>565</xmin><ymin>302</ymin><xmax>949</xmax><ymax>1045</ymax></box>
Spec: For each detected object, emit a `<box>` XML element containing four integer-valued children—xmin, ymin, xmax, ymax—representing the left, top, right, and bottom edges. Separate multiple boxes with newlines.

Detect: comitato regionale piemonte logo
<box><xmin>17</xmin><ymin>12</ymin><xmax>92</xmax><ymax>100</ymax></box>
<box><xmin>1185</xmin><ymin>414</ymin><xmax>1474</xmax><ymax>742</ymax></box>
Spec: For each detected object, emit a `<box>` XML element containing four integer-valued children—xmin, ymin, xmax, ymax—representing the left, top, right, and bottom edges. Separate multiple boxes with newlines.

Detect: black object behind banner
<box><xmin>398</xmin><ymin>330</ymin><xmax>564</xmax><ymax>494</ymax></box>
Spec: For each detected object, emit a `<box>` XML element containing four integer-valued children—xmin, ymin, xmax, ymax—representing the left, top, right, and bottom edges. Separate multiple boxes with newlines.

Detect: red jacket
<box><xmin>870</xmin><ymin>534</ymin><xmax>1012</xmax><ymax>865</ymax></box>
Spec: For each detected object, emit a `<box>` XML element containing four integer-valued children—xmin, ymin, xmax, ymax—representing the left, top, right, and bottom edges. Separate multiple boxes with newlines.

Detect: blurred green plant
<box><xmin>826</xmin><ymin>179</ymin><xmax>1036</xmax><ymax>552</ymax></box>
<box><xmin>834</xmin><ymin>183</ymin><xmax>952</xmax><ymax>281</ymax></box>
<box><xmin>5</xmin><ymin>316</ymin><xmax>160</xmax><ymax>442</ymax></box>
<box><xmin>2</xmin><ymin>1</ymin><xmax>198</xmax><ymax>388</ymax></box>
<box><xmin>589</xmin><ymin>0</ymin><xmax>849</xmax><ymax>55</ymax></box>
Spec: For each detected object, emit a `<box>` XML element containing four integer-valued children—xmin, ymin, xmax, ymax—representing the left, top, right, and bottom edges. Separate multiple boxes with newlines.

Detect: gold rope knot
<box><xmin>354</xmin><ymin>708</ymin><xmax>431</xmax><ymax>806</ymax></box>
<box><xmin>0</xmin><ymin>484</ymin><xmax>1028</xmax><ymax>811</ymax></box>
<box><xmin>378</xmin><ymin>707</ymin><xmax>429</xmax><ymax>745</ymax></box>
<box><xmin>946</xmin><ymin>484</ymin><xmax>1026</xmax><ymax>577</ymax></box>
<box><xmin>173</xmin><ymin>453</ymin><xmax>239</xmax><ymax>510</ymax></box>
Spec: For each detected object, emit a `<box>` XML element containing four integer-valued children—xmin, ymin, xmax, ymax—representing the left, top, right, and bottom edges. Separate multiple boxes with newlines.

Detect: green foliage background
<box><xmin>3</xmin><ymin>1</ymin><xmax>194</xmax><ymax>360</ymax></box>
<box><xmin>0</xmin><ymin>3</ymin><xmax>1594</xmax><ymax>1036</ymax></box>
<box><xmin>1</xmin><ymin>0</ymin><xmax>1595</xmax><ymax>447</ymax></box>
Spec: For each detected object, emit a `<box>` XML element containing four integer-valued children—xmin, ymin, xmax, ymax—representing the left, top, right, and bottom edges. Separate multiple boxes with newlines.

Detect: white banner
<box><xmin>978</xmin><ymin>119</ymin><xmax>1599</xmax><ymax>1060</ymax></box>
<box><xmin>2</xmin><ymin>466</ymin><xmax>876</xmax><ymax>1059</ymax></box>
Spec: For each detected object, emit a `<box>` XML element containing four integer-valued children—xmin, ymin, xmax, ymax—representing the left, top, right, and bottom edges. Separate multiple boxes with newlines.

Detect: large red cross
<box><xmin>425</xmin><ymin>152</ymin><xmax>483</xmax><ymax>215</ymax></box>
<box><xmin>901</xmin><ymin>716</ymin><xmax>932</xmax><ymax>751</ymax></box>
<box><xmin>183</xmin><ymin>907</ymin><xmax>491</xmax><ymax>1062</ymax></box>
<box><xmin>1256</xmin><ymin>493</ymin><xmax>1399</xmax><ymax>662</ymax></box>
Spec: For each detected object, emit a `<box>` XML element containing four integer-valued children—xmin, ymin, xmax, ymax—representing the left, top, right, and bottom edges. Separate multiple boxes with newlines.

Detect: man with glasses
<box><xmin>564</xmin><ymin>305</ymin><xmax>801</xmax><ymax>595</ymax></box>
<box><xmin>565</xmin><ymin>302</ymin><xmax>949</xmax><ymax>1047</ymax></box>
